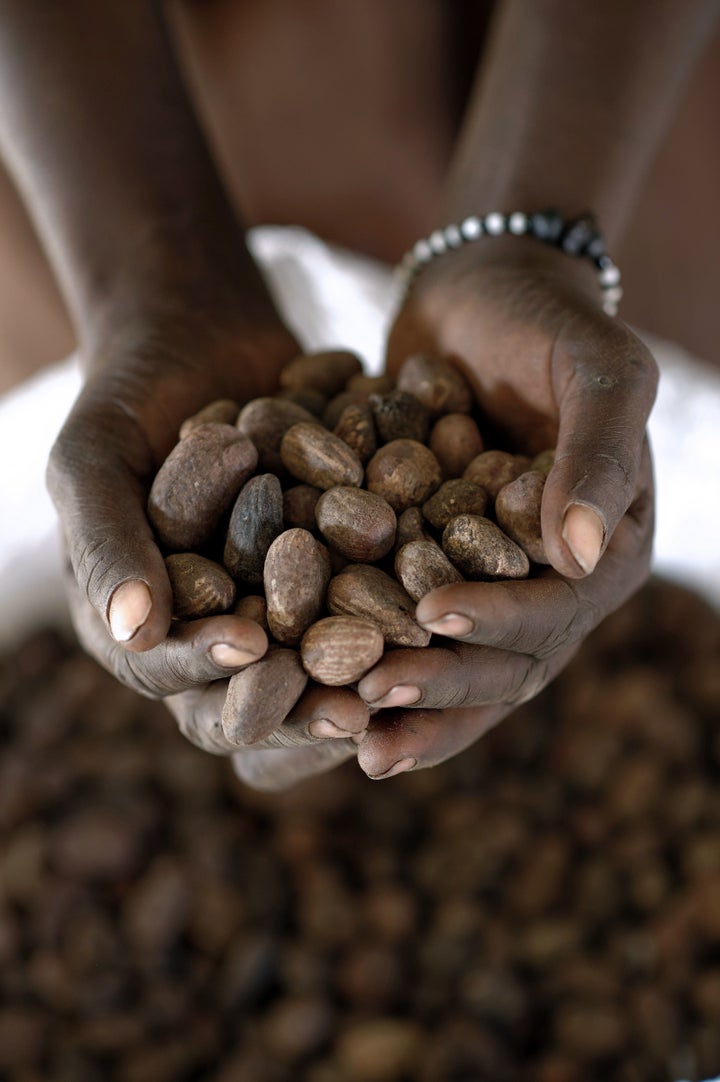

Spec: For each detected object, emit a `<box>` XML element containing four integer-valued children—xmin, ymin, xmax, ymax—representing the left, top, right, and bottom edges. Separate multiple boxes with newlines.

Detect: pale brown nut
<box><xmin>394</xmin><ymin>507</ymin><xmax>433</xmax><ymax>552</ymax></box>
<box><xmin>334</xmin><ymin>402</ymin><xmax>377</xmax><ymax>464</ymax></box>
<box><xmin>327</xmin><ymin>564</ymin><xmax>430</xmax><ymax>648</ymax></box>
<box><xmin>463</xmin><ymin>450</ymin><xmax>533</xmax><ymax>500</ymax></box>
<box><xmin>396</xmin><ymin>354</ymin><xmax>473</xmax><ymax>415</ymax></box>
<box><xmin>264</xmin><ymin>528</ymin><xmax>332</xmax><ymax>645</ymax></box>
<box><xmin>369</xmin><ymin>390</ymin><xmax>431</xmax><ymax>445</ymax></box>
<box><xmin>236</xmin><ymin>397</ymin><xmax>315</xmax><ymax>474</ymax></box>
<box><xmin>280</xmin><ymin>422</ymin><xmax>364</xmax><ymax>490</ymax></box>
<box><xmin>429</xmin><ymin>413</ymin><xmax>485</xmax><ymax>478</ymax></box>
<box><xmin>232</xmin><ymin>594</ymin><xmax>269</xmax><ymax>633</ymax></box>
<box><xmin>495</xmin><ymin>470</ymin><xmax>548</xmax><ymax>564</ymax></box>
<box><xmin>315</xmin><ymin>487</ymin><xmax>396</xmax><ymax>563</ymax></box>
<box><xmin>165</xmin><ymin>553</ymin><xmax>236</xmax><ymax>619</ymax></box>
<box><xmin>224</xmin><ymin>473</ymin><xmax>284</xmax><ymax>585</ymax></box>
<box><xmin>221</xmin><ymin>647</ymin><xmax>308</xmax><ymax>746</ymax></box>
<box><xmin>279</xmin><ymin>350</ymin><xmax>363</xmax><ymax>397</ymax></box>
<box><xmin>394</xmin><ymin>540</ymin><xmax>464</xmax><ymax>603</ymax></box>
<box><xmin>365</xmin><ymin>439</ymin><xmax>442</xmax><ymax>514</ymax></box>
<box><xmin>300</xmin><ymin>616</ymin><xmax>384</xmax><ymax>686</ymax></box>
<box><xmin>422</xmin><ymin>479</ymin><xmax>489</xmax><ymax>530</ymax></box>
<box><xmin>179</xmin><ymin>398</ymin><xmax>239</xmax><ymax>438</ymax></box>
<box><xmin>148</xmin><ymin>423</ymin><xmax>258</xmax><ymax>551</ymax></box>
<box><xmin>442</xmin><ymin>515</ymin><xmax>530</xmax><ymax>580</ymax></box>
<box><xmin>283</xmin><ymin>484</ymin><xmax>322</xmax><ymax>531</ymax></box>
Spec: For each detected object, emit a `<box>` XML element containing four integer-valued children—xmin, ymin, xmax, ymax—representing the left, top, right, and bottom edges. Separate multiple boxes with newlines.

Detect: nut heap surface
<box><xmin>1</xmin><ymin>577</ymin><xmax>720</xmax><ymax>1080</ymax></box>
<box><xmin>147</xmin><ymin>350</ymin><xmax>553</xmax><ymax>727</ymax></box>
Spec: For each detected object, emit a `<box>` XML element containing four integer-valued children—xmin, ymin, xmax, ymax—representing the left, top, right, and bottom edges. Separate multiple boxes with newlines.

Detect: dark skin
<box><xmin>0</xmin><ymin>0</ymin><xmax>716</xmax><ymax>788</ymax></box>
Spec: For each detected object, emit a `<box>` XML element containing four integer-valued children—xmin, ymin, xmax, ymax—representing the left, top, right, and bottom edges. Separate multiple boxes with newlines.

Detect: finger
<box><xmin>414</xmin><ymin>443</ymin><xmax>654</xmax><ymax>655</ymax></box>
<box><xmin>358</xmin><ymin>642</ymin><xmax>576</xmax><ymax>712</ymax></box>
<box><xmin>47</xmin><ymin>398</ymin><xmax>173</xmax><ymax>651</ymax></box>
<box><xmin>231</xmin><ymin>741</ymin><xmax>357</xmax><ymax>792</ymax></box>
<box><xmin>239</xmin><ymin>685</ymin><xmax>370</xmax><ymax>751</ymax></box>
<box><xmin>544</xmin><ymin>322</ymin><xmax>658</xmax><ymax>577</ymax></box>
<box><xmin>167</xmin><ymin>681</ymin><xmax>367</xmax><ymax>757</ymax></box>
<box><xmin>69</xmin><ymin>575</ymin><xmax>268</xmax><ymax>697</ymax></box>
<box><xmin>166</xmin><ymin>682</ymin><xmax>237</xmax><ymax>755</ymax></box>
<box><xmin>357</xmin><ymin>704</ymin><xmax>509</xmax><ymax>779</ymax></box>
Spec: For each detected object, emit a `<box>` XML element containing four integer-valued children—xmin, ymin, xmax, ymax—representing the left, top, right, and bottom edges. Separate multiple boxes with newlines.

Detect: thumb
<box><xmin>47</xmin><ymin>403</ymin><xmax>173</xmax><ymax>652</ymax></box>
<box><xmin>542</xmin><ymin>323</ymin><xmax>658</xmax><ymax>578</ymax></box>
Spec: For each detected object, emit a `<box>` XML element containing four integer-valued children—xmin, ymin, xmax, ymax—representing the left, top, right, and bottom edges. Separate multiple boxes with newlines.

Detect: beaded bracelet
<box><xmin>397</xmin><ymin>209</ymin><xmax>623</xmax><ymax>317</ymax></box>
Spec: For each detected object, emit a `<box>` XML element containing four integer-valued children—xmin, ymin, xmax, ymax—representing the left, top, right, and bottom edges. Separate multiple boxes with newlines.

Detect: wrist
<box><xmin>399</xmin><ymin>222</ymin><xmax>610</xmax><ymax>319</ymax></box>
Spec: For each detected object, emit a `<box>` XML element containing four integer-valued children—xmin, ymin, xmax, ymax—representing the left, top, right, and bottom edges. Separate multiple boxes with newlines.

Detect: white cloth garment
<box><xmin>1</xmin><ymin>224</ymin><xmax>719</xmax><ymax>650</ymax></box>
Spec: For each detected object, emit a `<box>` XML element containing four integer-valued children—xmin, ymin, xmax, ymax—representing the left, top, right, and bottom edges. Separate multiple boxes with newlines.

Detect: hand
<box><xmin>355</xmin><ymin>241</ymin><xmax>657</xmax><ymax>778</ymax></box>
<box><xmin>48</xmin><ymin>308</ymin><xmax>364</xmax><ymax>788</ymax></box>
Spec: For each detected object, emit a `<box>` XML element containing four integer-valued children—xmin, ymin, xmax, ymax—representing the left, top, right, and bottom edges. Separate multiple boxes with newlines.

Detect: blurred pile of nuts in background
<box><xmin>1</xmin><ymin>575</ymin><xmax>719</xmax><ymax>1081</ymax></box>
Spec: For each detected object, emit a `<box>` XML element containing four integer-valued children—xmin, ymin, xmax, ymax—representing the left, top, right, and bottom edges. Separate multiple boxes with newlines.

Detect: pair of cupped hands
<box><xmin>49</xmin><ymin>243</ymin><xmax>657</xmax><ymax>791</ymax></box>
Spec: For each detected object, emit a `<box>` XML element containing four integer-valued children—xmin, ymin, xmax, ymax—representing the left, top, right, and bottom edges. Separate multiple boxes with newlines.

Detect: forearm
<box><xmin>0</xmin><ymin>1</ymin><xmax>280</xmax><ymax>355</ymax></box>
<box><xmin>444</xmin><ymin>0</ymin><xmax>720</xmax><ymax>244</ymax></box>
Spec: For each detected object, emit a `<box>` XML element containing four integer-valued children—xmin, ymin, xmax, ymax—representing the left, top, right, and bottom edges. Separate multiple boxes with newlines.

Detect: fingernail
<box><xmin>108</xmin><ymin>580</ymin><xmax>152</xmax><ymax>643</ymax></box>
<box><xmin>210</xmin><ymin>643</ymin><xmax>259</xmax><ymax>668</ymax></box>
<box><xmin>563</xmin><ymin>504</ymin><xmax>605</xmax><ymax>574</ymax></box>
<box><xmin>368</xmin><ymin>685</ymin><xmax>422</xmax><ymax>710</ymax></box>
<box><xmin>308</xmin><ymin>718</ymin><xmax>348</xmax><ymax>740</ymax></box>
<box><xmin>368</xmin><ymin>757</ymin><xmax>417</xmax><ymax>780</ymax></box>
<box><xmin>421</xmin><ymin>613</ymin><xmax>474</xmax><ymax>638</ymax></box>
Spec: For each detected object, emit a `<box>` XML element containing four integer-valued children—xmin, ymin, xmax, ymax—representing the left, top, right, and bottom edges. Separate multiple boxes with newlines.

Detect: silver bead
<box><xmin>602</xmin><ymin>284</ymin><xmax>623</xmax><ymax>305</ymax></box>
<box><xmin>429</xmin><ymin>229</ymin><xmax>447</xmax><ymax>255</ymax></box>
<box><xmin>483</xmin><ymin>212</ymin><xmax>506</xmax><ymax>236</ymax></box>
<box><xmin>460</xmin><ymin>215</ymin><xmax>482</xmax><ymax>241</ymax></box>
<box><xmin>413</xmin><ymin>239</ymin><xmax>432</xmax><ymax>263</ymax></box>
<box><xmin>599</xmin><ymin>263</ymin><xmax>621</xmax><ymax>287</ymax></box>
<box><xmin>508</xmin><ymin>212</ymin><xmax>529</xmax><ymax>235</ymax></box>
<box><xmin>444</xmin><ymin>223</ymin><xmax>463</xmax><ymax>248</ymax></box>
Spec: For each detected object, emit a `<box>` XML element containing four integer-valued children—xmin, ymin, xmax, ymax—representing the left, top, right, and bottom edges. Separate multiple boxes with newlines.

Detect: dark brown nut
<box><xmin>395</xmin><ymin>507</ymin><xmax>433</xmax><ymax>551</ymax></box>
<box><xmin>236</xmin><ymin>397</ymin><xmax>315</xmax><ymax>474</ymax></box>
<box><xmin>396</xmin><ymin>354</ymin><xmax>473</xmax><ymax>415</ymax></box>
<box><xmin>277</xmin><ymin>388</ymin><xmax>328</xmax><ymax>418</ymax></box>
<box><xmin>334</xmin><ymin>402</ymin><xmax>377</xmax><ymax>464</ymax></box>
<box><xmin>463</xmin><ymin>450</ymin><xmax>533</xmax><ymax>500</ymax></box>
<box><xmin>394</xmin><ymin>541</ymin><xmax>464</xmax><ymax>602</ymax></box>
<box><xmin>365</xmin><ymin>439</ymin><xmax>442</xmax><ymax>513</ymax></box>
<box><xmin>531</xmin><ymin>448</ymin><xmax>556</xmax><ymax>478</ymax></box>
<box><xmin>442</xmin><ymin>515</ymin><xmax>530</xmax><ymax>580</ymax></box>
<box><xmin>148</xmin><ymin>424</ymin><xmax>258</xmax><ymax>551</ymax></box>
<box><xmin>264</xmin><ymin>529</ymin><xmax>332</xmax><ymax>645</ymax></box>
<box><xmin>232</xmin><ymin>594</ymin><xmax>269</xmax><ymax>633</ymax></box>
<box><xmin>300</xmin><ymin>616</ymin><xmax>384</xmax><ymax>685</ymax></box>
<box><xmin>422</xmin><ymin>479</ymin><xmax>489</xmax><ymax>530</ymax></box>
<box><xmin>179</xmin><ymin>399</ymin><xmax>239</xmax><ymax>438</ymax></box>
<box><xmin>369</xmin><ymin>390</ymin><xmax>431</xmax><ymax>444</ymax></box>
<box><xmin>323</xmin><ymin>389</ymin><xmax>370</xmax><ymax>430</ymax></box>
<box><xmin>327</xmin><ymin>564</ymin><xmax>430</xmax><ymax>647</ymax></box>
<box><xmin>279</xmin><ymin>350</ymin><xmax>363</xmax><ymax>396</ymax></box>
<box><xmin>283</xmin><ymin>484</ymin><xmax>322</xmax><ymax>531</ymax></box>
<box><xmin>346</xmin><ymin>373</ymin><xmax>394</xmax><ymax>395</ymax></box>
<box><xmin>495</xmin><ymin>471</ymin><xmax>548</xmax><ymax>564</ymax></box>
<box><xmin>429</xmin><ymin>413</ymin><xmax>485</xmax><ymax>478</ymax></box>
<box><xmin>280</xmin><ymin>422</ymin><xmax>364</xmax><ymax>490</ymax></box>
<box><xmin>165</xmin><ymin>553</ymin><xmax>236</xmax><ymax>619</ymax></box>
<box><xmin>221</xmin><ymin>647</ymin><xmax>308</xmax><ymax>746</ymax></box>
<box><xmin>553</xmin><ymin>1003</ymin><xmax>628</xmax><ymax>1059</ymax></box>
<box><xmin>224</xmin><ymin>474</ymin><xmax>284</xmax><ymax>584</ymax></box>
<box><xmin>315</xmin><ymin>487</ymin><xmax>396</xmax><ymax>563</ymax></box>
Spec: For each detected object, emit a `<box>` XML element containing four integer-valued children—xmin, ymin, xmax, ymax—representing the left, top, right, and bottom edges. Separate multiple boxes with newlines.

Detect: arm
<box><xmin>359</xmin><ymin>0</ymin><xmax>719</xmax><ymax>778</ymax></box>
<box><xmin>0</xmin><ymin>2</ymin><xmax>365</xmax><ymax>786</ymax></box>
